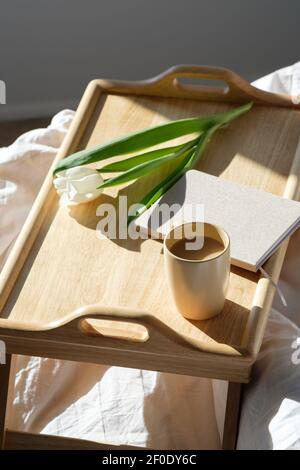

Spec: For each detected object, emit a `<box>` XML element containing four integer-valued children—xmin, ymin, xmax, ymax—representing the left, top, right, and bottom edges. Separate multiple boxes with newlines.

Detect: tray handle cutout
<box><xmin>158</xmin><ymin>65</ymin><xmax>238</xmax><ymax>99</ymax></box>
<box><xmin>79</xmin><ymin>317</ymin><xmax>149</xmax><ymax>343</ymax></box>
<box><xmin>67</xmin><ymin>303</ymin><xmax>241</xmax><ymax>356</ymax></box>
<box><xmin>74</xmin><ymin>304</ymin><xmax>150</xmax><ymax>343</ymax></box>
<box><xmin>117</xmin><ymin>64</ymin><xmax>299</xmax><ymax>107</ymax></box>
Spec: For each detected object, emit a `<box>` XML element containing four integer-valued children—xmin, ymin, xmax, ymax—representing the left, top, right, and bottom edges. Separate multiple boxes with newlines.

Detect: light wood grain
<box><xmin>0</xmin><ymin>314</ymin><xmax>252</xmax><ymax>382</ymax></box>
<box><xmin>0</xmin><ymin>66</ymin><xmax>300</xmax><ymax>383</ymax></box>
<box><xmin>241</xmin><ymin>138</ymin><xmax>300</xmax><ymax>356</ymax></box>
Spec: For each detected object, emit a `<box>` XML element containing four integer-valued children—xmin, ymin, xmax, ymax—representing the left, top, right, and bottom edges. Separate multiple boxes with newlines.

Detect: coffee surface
<box><xmin>170</xmin><ymin>236</ymin><xmax>224</xmax><ymax>261</ymax></box>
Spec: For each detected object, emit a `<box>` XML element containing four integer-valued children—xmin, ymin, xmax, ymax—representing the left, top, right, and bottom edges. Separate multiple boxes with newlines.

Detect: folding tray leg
<box><xmin>222</xmin><ymin>382</ymin><xmax>243</xmax><ymax>450</ymax></box>
<box><xmin>0</xmin><ymin>353</ymin><xmax>12</xmax><ymax>450</ymax></box>
<box><xmin>1</xmin><ymin>355</ymin><xmax>243</xmax><ymax>450</ymax></box>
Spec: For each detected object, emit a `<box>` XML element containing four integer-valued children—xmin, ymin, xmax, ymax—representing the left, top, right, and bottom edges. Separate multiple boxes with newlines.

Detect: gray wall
<box><xmin>0</xmin><ymin>0</ymin><xmax>299</xmax><ymax>120</ymax></box>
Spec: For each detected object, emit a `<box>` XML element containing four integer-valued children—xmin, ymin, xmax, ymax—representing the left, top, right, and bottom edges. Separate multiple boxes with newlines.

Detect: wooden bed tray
<box><xmin>1</xmin><ymin>65</ymin><xmax>300</xmax><ymax>385</ymax></box>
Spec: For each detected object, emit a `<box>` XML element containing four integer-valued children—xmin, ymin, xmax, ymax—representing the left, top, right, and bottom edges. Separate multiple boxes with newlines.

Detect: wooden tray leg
<box><xmin>222</xmin><ymin>382</ymin><xmax>243</xmax><ymax>450</ymax></box>
<box><xmin>0</xmin><ymin>353</ymin><xmax>12</xmax><ymax>450</ymax></box>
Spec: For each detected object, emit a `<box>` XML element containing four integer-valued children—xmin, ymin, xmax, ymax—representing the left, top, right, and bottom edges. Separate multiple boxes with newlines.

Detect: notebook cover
<box><xmin>134</xmin><ymin>170</ymin><xmax>300</xmax><ymax>271</ymax></box>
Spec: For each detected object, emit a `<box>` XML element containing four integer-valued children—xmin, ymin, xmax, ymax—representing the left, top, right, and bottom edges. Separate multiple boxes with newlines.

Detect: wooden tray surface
<box><xmin>1</xmin><ymin>66</ymin><xmax>300</xmax><ymax>382</ymax></box>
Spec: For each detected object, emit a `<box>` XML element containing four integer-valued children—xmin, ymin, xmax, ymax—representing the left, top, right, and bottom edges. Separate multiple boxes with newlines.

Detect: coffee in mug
<box><xmin>164</xmin><ymin>222</ymin><xmax>230</xmax><ymax>320</ymax></box>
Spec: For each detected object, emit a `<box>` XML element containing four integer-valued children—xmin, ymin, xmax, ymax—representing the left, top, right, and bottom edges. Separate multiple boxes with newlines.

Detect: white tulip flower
<box><xmin>53</xmin><ymin>166</ymin><xmax>104</xmax><ymax>205</ymax></box>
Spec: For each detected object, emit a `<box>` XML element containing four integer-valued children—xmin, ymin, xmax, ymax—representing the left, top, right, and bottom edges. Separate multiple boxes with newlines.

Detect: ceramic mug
<box><xmin>164</xmin><ymin>222</ymin><xmax>230</xmax><ymax>320</ymax></box>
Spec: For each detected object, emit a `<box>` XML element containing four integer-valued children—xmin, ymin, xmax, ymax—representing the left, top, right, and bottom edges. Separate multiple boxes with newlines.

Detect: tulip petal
<box><xmin>68</xmin><ymin>173</ymin><xmax>103</xmax><ymax>194</ymax></box>
<box><xmin>65</xmin><ymin>166</ymin><xmax>97</xmax><ymax>179</ymax></box>
<box><xmin>53</xmin><ymin>177</ymin><xmax>67</xmax><ymax>191</ymax></box>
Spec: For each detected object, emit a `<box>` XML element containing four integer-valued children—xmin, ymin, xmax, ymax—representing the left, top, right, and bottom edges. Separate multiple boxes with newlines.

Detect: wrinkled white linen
<box><xmin>0</xmin><ymin>110</ymin><xmax>74</xmax><ymax>269</ymax></box>
<box><xmin>1</xmin><ymin>63</ymin><xmax>300</xmax><ymax>449</ymax></box>
<box><xmin>253</xmin><ymin>61</ymin><xmax>300</xmax><ymax>105</ymax></box>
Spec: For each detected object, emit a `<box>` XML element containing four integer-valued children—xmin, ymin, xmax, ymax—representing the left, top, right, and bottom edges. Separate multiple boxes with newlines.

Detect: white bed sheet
<box><xmin>1</xmin><ymin>64</ymin><xmax>300</xmax><ymax>450</ymax></box>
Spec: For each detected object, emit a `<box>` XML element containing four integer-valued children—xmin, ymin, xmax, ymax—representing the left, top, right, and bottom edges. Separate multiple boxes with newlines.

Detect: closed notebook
<box><xmin>134</xmin><ymin>169</ymin><xmax>300</xmax><ymax>272</ymax></box>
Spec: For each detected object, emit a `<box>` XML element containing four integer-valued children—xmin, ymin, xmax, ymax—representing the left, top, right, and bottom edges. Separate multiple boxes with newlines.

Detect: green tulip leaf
<box><xmin>97</xmin><ymin>138</ymin><xmax>198</xmax><ymax>189</ymax></box>
<box><xmin>53</xmin><ymin>103</ymin><xmax>252</xmax><ymax>175</ymax></box>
